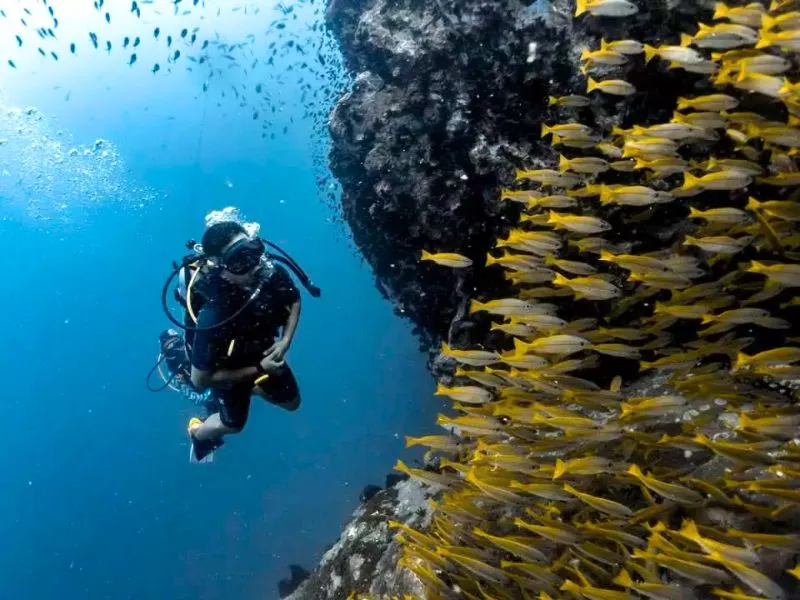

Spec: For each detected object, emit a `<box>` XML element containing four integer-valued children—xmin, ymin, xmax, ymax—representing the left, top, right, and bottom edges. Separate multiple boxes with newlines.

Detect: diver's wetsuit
<box><xmin>190</xmin><ymin>264</ymin><xmax>301</xmax><ymax>430</ymax></box>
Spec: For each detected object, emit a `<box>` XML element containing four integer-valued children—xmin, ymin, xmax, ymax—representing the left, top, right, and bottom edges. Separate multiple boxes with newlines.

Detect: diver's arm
<box><xmin>279</xmin><ymin>299</ymin><xmax>302</xmax><ymax>349</ymax></box>
<box><xmin>263</xmin><ymin>298</ymin><xmax>301</xmax><ymax>362</ymax></box>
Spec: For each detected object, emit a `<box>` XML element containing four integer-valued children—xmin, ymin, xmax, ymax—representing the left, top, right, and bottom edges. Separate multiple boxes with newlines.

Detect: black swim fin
<box><xmin>189</xmin><ymin>436</ymin><xmax>224</xmax><ymax>464</ymax></box>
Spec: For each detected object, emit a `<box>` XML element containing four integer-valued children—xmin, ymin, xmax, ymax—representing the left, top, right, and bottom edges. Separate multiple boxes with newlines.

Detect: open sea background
<box><xmin>0</xmin><ymin>1</ymin><xmax>440</xmax><ymax>598</ymax></box>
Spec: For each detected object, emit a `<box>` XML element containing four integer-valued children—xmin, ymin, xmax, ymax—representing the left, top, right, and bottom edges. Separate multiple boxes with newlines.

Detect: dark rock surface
<box><xmin>284</xmin><ymin>479</ymin><xmax>434</xmax><ymax>600</ymax></box>
<box><xmin>325</xmin><ymin>0</ymin><xmax>715</xmax><ymax>350</ymax></box>
<box><xmin>278</xmin><ymin>565</ymin><xmax>312</xmax><ymax>599</ymax></box>
<box><xmin>358</xmin><ymin>483</ymin><xmax>382</xmax><ymax>503</ymax></box>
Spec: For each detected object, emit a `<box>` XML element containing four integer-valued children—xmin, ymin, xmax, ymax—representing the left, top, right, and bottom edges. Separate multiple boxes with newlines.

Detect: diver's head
<box><xmin>159</xmin><ymin>328</ymin><xmax>181</xmax><ymax>350</ymax></box>
<box><xmin>201</xmin><ymin>221</ymin><xmax>265</xmax><ymax>286</ymax></box>
<box><xmin>159</xmin><ymin>328</ymin><xmax>179</xmax><ymax>343</ymax></box>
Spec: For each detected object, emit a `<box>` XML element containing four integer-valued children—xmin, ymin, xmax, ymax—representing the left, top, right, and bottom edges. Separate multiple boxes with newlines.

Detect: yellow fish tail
<box><xmin>643</xmin><ymin>44</ymin><xmax>658</xmax><ymax>64</ymax></box>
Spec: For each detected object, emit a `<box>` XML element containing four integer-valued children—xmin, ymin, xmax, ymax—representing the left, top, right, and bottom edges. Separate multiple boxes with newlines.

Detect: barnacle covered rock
<box><xmin>326</xmin><ymin>0</ymin><xmax>708</xmax><ymax>348</ymax></box>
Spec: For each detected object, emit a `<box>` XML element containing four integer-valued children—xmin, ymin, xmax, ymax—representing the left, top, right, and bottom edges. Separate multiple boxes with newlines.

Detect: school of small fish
<box><xmin>413</xmin><ymin>1</ymin><xmax>800</xmax><ymax>598</ymax></box>
<box><xmin>1</xmin><ymin>0</ymin><xmax>345</xmax><ymax>146</ymax></box>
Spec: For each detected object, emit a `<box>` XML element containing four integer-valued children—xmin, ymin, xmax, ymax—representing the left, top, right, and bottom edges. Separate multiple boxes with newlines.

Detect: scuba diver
<box><xmin>161</xmin><ymin>220</ymin><xmax>320</xmax><ymax>463</ymax></box>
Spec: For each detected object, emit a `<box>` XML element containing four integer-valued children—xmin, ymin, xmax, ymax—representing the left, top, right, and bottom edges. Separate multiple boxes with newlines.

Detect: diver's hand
<box><xmin>259</xmin><ymin>355</ymin><xmax>285</xmax><ymax>373</ymax></box>
<box><xmin>263</xmin><ymin>340</ymin><xmax>288</xmax><ymax>363</ymax></box>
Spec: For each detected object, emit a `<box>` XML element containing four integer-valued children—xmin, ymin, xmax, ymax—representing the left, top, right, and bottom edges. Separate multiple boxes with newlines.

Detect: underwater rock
<box><xmin>358</xmin><ymin>484</ymin><xmax>382</xmax><ymax>503</ymax></box>
<box><xmin>326</xmin><ymin>0</ymin><xmax>712</xmax><ymax>349</ymax></box>
<box><xmin>278</xmin><ymin>565</ymin><xmax>311</xmax><ymax>599</ymax></box>
<box><xmin>383</xmin><ymin>472</ymin><xmax>406</xmax><ymax>489</ymax></box>
<box><xmin>284</xmin><ymin>478</ymin><xmax>433</xmax><ymax>600</ymax></box>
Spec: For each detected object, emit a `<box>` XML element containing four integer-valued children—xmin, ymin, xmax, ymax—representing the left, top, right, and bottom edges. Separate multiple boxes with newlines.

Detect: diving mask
<box><xmin>219</xmin><ymin>237</ymin><xmax>267</xmax><ymax>275</ymax></box>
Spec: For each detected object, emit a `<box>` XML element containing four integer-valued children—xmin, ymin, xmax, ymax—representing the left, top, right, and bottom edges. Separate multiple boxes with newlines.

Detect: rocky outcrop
<box><xmin>284</xmin><ymin>479</ymin><xmax>434</xmax><ymax>600</ymax></box>
<box><xmin>304</xmin><ymin>0</ymin><xmax>733</xmax><ymax>597</ymax></box>
<box><xmin>325</xmin><ymin>0</ymin><xmax>715</xmax><ymax>350</ymax></box>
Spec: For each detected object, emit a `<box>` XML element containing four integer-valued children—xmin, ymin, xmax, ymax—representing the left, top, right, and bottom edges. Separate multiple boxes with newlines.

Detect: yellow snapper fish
<box><xmin>730</xmin><ymin>69</ymin><xmax>787</xmax><ymax>97</ymax></box>
<box><xmin>747</xmin><ymin>122</ymin><xmax>800</xmax><ymax>147</ymax></box>
<box><xmin>705</xmin><ymin>157</ymin><xmax>763</xmax><ymax>176</ymax></box>
<box><xmin>613</xmin><ymin>568</ymin><xmax>693</xmax><ymax>600</ymax></box>
<box><xmin>541</xmin><ymin>122</ymin><xmax>595</xmax><ymax>140</ymax></box>
<box><xmin>600</xmin><ymin>38</ymin><xmax>644</xmax><ymax>54</ymax></box>
<box><xmin>683</xmin><ymin>170</ymin><xmax>752</xmax><ymax>191</ymax></box>
<box><xmin>623</xmin><ymin>137</ymin><xmax>679</xmax><ymax>158</ymax></box>
<box><xmin>515</xmin><ymin>334</ymin><xmax>591</xmax><ymax>356</ymax></box>
<box><xmin>500</xmin><ymin>188</ymin><xmax>540</xmax><ymax>204</ymax></box>
<box><xmin>553</xmin><ymin>272</ymin><xmax>621</xmax><ymax>300</ymax></box>
<box><xmin>559</xmin><ymin>154</ymin><xmax>610</xmax><ymax>175</ymax></box>
<box><xmin>632</xmin><ymin>122</ymin><xmax>704</xmax><ymax>140</ymax></box>
<box><xmin>420</xmin><ymin>250</ymin><xmax>473</xmax><ymax>268</ymax></box>
<box><xmin>746</xmin><ymin>261</ymin><xmax>800</xmax><ymax>286</ymax></box>
<box><xmin>552</xmin><ymin>134</ymin><xmax>597</xmax><ymax>149</ymax></box>
<box><xmin>681</xmin><ymin>23</ymin><xmax>759</xmax><ymax>49</ymax></box>
<box><xmin>547</xmin><ymin>211</ymin><xmax>612</xmax><ymax>234</ymax></box>
<box><xmin>440</xmin><ymin>342</ymin><xmax>499</xmax><ymax>367</ymax></box>
<box><xmin>689</xmin><ymin>207</ymin><xmax>749</xmax><ymax>225</ymax></box>
<box><xmin>627</xmin><ymin>464</ymin><xmax>704</xmax><ymax>505</ymax></box>
<box><xmin>600</xmin><ymin>185</ymin><xmax>664</xmax><ymax>206</ymax></box>
<box><xmin>610</xmin><ymin>159</ymin><xmax>637</xmax><ymax>172</ymax></box>
<box><xmin>544</xmin><ymin>255</ymin><xmax>597</xmax><ymax>276</ymax></box>
<box><xmin>596</xmin><ymin>142</ymin><xmax>623</xmax><ymax>158</ymax></box>
<box><xmin>434</xmin><ymin>383</ymin><xmax>493</xmax><ymax>405</ymax></box>
<box><xmin>707</xmin><ymin>551</ymin><xmax>786</xmax><ymax>599</ymax></box>
<box><xmin>724</xmin><ymin>53</ymin><xmax>792</xmax><ymax>75</ymax></box>
<box><xmin>644</xmin><ymin>44</ymin><xmax>705</xmax><ymax>65</ymax></box>
<box><xmin>516</xmin><ymin>169</ymin><xmax>583</xmax><ymax>188</ymax></box>
<box><xmin>529</xmin><ymin>194</ymin><xmax>578</xmax><ymax>208</ymax></box>
<box><xmin>761</xmin><ymin>11</ymin><xmax>800</xmax><ymax>32</ymax></box>
<box><xmin>587</xmin><ymin>77</ymin><xmax>637</xmax><ymax>96</ymax></box>
<box><xmin>733</xmin><ymin>347</ymin><xmax>800</xmax><ymax>371</ymax></box>
<box><xmin>756</xmin><ymin>28</ymin><xmax>800</xmax><ymax>51</ymax></box>
<box><xmin>548</xmin><ymin>95</ymin><xmax>592</xmax><ymax>107</ymax></box>
<box><xmin>757</xmin><ymin>172</ymin><xmax>800</xmax><ymax>186</ymax></box>
<box><xmin>713</xmin><ymin>2</ymin><xmax>764</xmax><ymax>27</ymax></box>
<box><xmin>575</xmin><ymin>0</ymin><xmax>639</xmax><ymax>17</ymax></box>
<box><xmin>635</xmin><ymin>157</ymin><xmax>690</xmax><ymax>177</ymax></box>
<box><xmin>580</xmin><ymin>47</ymin><xmax>629</xmax><ymax>66</ymax></box>
<box><xmin>672</xmin><ymin>110</ymin><xmax>728</xmax><ymax>130</ymax></box>
<box><xmin>677</xmin><ymin>94</ymin><xmax>739</xmax><ymax>112</ymax></box>
<box><xmin>470</xmin><ymin>298</ymin><xmax>556</xmax><ymax>316</ymax></box>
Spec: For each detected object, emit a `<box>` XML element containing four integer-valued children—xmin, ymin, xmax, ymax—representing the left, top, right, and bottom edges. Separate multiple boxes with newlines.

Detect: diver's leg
<box><xmin>192</xmin><ymin>384</ymin><xmax>252</xmax><ymax>440</ymax></box>
<box><xmin>253</xmin><ymin>362</ymin><xmax>300</xmax><ymax>412</ymax></box>
<box><xmin>189</xmin><ymin>385</ymin><xmax>251</xmax><ymax>461</ymax></box>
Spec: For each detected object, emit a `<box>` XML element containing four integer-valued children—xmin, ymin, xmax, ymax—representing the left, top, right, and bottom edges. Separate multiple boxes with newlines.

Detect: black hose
<box><xmin>161</xmin><ymin>258</ymin><xmax>266</xmax><ymax>332</ymax></box>
<box><xmin>145</xmin><ymin>354</ymin><xmax>179</xmax><ymax>392</ymax></box>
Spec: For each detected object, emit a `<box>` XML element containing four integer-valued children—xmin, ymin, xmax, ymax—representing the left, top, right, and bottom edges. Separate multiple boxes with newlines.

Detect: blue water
<box><xmin>0</xmin><ymin>2</ymin><xmax>439</xmax><ymax>598</ymax></box>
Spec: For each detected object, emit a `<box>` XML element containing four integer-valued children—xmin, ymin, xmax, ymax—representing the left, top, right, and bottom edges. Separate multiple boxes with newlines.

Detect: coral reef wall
<box><xmin>325</xmin><ymin>0</ymin><xmax>708</xmax><ymax>349</ymax></box>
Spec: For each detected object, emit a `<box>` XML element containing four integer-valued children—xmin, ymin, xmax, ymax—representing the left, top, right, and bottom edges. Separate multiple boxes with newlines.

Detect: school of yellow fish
<box><xmin>408</xmin><ymin>1</ymin><xmax>800</xmax><ymax>599</ymax></box>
